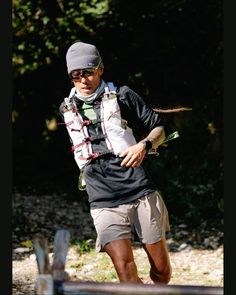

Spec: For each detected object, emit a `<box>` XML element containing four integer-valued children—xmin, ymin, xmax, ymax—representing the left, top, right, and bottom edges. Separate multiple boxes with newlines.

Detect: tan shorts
<box><xmin>90</xmin><ymin>191</ymin><xmax>170</xmax><ymax>252</ymax></box>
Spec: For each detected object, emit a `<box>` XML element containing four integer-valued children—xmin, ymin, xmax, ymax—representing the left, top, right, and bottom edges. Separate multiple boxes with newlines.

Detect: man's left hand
<box><xmin>119</xmin><ymin>143</ymin><xmax>146</xmax><ymax>168</ymax></box>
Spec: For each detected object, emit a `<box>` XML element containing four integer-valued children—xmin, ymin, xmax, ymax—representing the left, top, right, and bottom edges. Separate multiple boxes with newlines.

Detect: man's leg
<box><xmin>143</xmin><ymin>238</ymin><xmax>172</xmax><ymax>284</ymax></box>
<box><xmin>103</xmin><ymin>239</ymin><xmax>143</xmax><ymax>283</ymax></box>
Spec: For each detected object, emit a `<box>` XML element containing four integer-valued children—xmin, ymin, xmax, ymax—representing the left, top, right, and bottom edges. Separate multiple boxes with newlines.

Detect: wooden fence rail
<box><xmin>59</xmin><ymin>281</ymin><xmax>223</xmax><ymax>295</ymax></box>
<box><xmin>33</xmin><ymin>229</ymin><xmax>224</xmax><ymax>295</ymax></box>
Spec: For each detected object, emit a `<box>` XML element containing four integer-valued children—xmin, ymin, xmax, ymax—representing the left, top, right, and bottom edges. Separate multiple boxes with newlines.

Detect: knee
<box><xmin>116</xmin><ymin>260</ymin><xmax>139</xmax><ymax>282</ymax></box>
<box><xmin>116</xmin><ymin>260</ymin><xmax>136</xmax><ymax>276</ymax></box>
<box><xmin>150</xmin><ymin>265</ymin><xmax>172</xmax><ymax>284</ymax></box>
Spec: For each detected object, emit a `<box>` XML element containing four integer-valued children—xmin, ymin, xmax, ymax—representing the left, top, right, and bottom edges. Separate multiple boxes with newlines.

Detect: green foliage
<box><xmin>69</xmin><ymin>262</ymin><xmax>84</xmax><ymax>269</ymax></box>
<box><xmin>13</xmin><ymin>0</ymin><xmax>110</xmax><ymax>75</ymax></box>
<box><xmin>20</xmin><ymin>239</ymin><xmax>33</xmax><ymax>249</ymax></box>
<box><xmin>71</xmin><ymin>239</ymin><xmax>95</xmax><ymax>254</ymax></box>
<box><xmin>93</xmin><ymin>268</ymin><xmax>118</xmax><ymax>282</ymax></box>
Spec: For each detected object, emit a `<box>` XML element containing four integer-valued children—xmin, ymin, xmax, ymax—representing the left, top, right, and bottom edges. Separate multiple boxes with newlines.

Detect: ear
<box><xmin>99</xmin><ymin>67</ymin><xmax>104</xmax><ymax>75</ymax></box>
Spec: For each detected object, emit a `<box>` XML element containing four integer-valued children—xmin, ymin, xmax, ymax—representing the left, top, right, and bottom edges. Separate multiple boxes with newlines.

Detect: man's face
<box><xmin>70</xmin><ymin>67</ymin><xmax>103</xmax><ymax>96</ymax></box>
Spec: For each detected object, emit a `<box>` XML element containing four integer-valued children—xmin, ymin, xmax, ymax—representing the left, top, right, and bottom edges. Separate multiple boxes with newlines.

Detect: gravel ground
<box><xmin>12</xmin><ymin>193</ymin><xmax>224</xmax><ymax>294</ymax></box>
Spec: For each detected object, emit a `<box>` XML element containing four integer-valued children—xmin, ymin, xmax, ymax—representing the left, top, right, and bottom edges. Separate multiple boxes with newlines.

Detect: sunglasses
<box><xmin>70</xmin><ymin>60</ymin><xmax>102</xmax><ymax>82</ymax></box>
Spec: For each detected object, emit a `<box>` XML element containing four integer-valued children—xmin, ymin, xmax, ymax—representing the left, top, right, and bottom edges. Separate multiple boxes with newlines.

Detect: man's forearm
<box><xmin>142</xmin><ymin>126</ymin><xmax>166</xmax><ymax>149</ymax></box>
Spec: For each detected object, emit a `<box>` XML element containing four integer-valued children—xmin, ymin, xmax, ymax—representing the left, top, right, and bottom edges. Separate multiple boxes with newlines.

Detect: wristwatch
<box><xmin>143</xmin><ymin>140</ymin><xmax>152</xmax><ymax>152</ymax></box>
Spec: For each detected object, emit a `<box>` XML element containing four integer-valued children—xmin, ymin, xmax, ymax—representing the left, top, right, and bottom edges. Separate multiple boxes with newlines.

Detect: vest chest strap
<box><xmin>71</xmin><ymin>135</ymin><xmax>107</xmax><ymax>152</ymax></box>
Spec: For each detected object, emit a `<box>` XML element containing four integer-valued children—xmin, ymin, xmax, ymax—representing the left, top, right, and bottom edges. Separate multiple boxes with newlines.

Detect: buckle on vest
<box><xmin>82</xmin><ymin>120</ymin><xmax>93</xmax><ymax>127</ymax></box>
<box><xmin>83</xmin><ymin>137</ymin><xmax>94</xmax><ymax>143</ymax></box>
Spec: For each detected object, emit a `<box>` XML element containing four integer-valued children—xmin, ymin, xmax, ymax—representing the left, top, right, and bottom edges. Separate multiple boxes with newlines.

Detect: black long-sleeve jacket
<box><xmin>59</xmin><ymin>84</ymin><xmax>163</xmax><ymax>208</ymax></box>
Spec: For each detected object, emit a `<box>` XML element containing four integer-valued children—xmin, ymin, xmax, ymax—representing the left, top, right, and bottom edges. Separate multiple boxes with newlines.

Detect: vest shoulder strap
<box><xmin>68</xmin><ymin>87</ymin><xmax>76</xmax><ymax>98</ymax></box>
<box><xmin>104</xmin><ymin>82</ymin><xmax>117</xmax><ymax>94</ymax></box>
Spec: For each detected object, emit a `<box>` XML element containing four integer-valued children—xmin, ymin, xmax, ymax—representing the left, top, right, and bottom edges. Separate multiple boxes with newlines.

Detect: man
<box><xmin>59</xmin><ymin>41</ymin><xmax>172</xmax><ymax>284</ymax></box>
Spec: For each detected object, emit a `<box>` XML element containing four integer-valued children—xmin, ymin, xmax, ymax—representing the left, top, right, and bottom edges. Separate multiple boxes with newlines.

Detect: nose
<box><xmin>80</xmin><ymin>76</ymin><xmax>87</xmax><ymax>83</ymax></box>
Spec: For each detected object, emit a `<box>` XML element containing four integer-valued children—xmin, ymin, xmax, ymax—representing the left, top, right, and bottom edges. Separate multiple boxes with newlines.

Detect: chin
<box><xmin>80</xmin><ymin>91</ymin><xmax>90</xmax><ymax>96</ymax></box>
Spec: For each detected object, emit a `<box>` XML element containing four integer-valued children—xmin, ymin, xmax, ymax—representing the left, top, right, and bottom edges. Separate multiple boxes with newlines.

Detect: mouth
<box><xmin>82</xmin><ymin>86</ymin><xmax>91</xmax><ymax>90</ymax></box>
<box><xmin>82</xmin><ymin>86</ymin><xmax>92</xmax><ymax>93</ymax></box>
<box><xmin>80</xmin><ymin>86</ymin><xmax>94</xmax><ymax>95</ymax></box>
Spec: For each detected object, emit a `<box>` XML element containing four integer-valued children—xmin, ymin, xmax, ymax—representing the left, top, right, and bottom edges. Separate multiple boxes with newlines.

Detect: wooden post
<box><xmin>33</xmin><ymin>233</ymin><xmax>54</xmax><ymax>294</ymax></box>
<box><xmin>35</xmin><ymin>274</ymin><xmax>54</xmax><ymax>295</ymax></box>
<box><xmin>33</xmin><ymin>233</ymin><xmax>51</xmax><ymax>274</ymax></box>
<box><xmin>52</xmin><ymin>229</ymin><xmax>70</xmax><ymax>282</ymax></box>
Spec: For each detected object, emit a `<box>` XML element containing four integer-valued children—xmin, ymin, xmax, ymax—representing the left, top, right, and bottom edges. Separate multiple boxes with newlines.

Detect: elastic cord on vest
<box><xmin>63</xmin><ymin>82</ymin><xmax>137</xmax><ymax>170</ymax></box>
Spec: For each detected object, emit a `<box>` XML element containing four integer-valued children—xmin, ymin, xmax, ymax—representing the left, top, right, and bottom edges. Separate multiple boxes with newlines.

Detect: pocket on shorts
<box><xmin>146</xmin><ymin>191</ymin><xmax>165</xmax><ymax>222</ymax></box>
<box><xmin>90</xmin><ymin>208</ymin><xmax>104</xmax><ymax>226</ymax></box>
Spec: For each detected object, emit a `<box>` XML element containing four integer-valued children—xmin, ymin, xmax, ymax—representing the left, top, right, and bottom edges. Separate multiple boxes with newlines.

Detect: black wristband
<box><xmin>143</xmin><ymin>140</ymin><xmax>152</xmax><ymax>152</ymax></box>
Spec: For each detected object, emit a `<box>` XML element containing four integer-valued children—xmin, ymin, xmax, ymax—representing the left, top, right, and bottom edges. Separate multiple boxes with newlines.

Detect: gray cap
<box><xmin>66</xmin><ymin>41</ymin><xmax>103</xmax><ymax>74</ymax></box>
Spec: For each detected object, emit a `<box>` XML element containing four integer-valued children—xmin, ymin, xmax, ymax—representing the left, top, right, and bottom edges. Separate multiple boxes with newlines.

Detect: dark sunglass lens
<box><xmin>71</xmin><ymin>70</ymin><xmax>81</xmax><ymax>78</ymax></box>
<box><xmin>70</xmin><ymin>68</ymin><xmax>96</xmax><ymax>80</ymax></box>
<box><xmin>83</xmin><ymin>69</ymin><xmax>94</xmax><ymax>77</ymax></box>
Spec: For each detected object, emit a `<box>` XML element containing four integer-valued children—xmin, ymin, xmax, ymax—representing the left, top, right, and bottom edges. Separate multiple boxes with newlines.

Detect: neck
<box><xmin>75</xmin><ymin>80</ymin><xmax>106</xmax><ymax>103</ymax></box>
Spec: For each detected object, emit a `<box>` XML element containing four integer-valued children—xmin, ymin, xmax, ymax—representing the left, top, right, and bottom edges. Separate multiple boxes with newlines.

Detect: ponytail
<box><xmin>153</xmin><ymin>107</ymin><xmax>192</xmax><ymax>113</ymax></box>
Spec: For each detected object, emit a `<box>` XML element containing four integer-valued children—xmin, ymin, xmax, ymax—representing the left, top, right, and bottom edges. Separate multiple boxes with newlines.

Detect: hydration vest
<box><xmin>63</xmin><ymin>82</ymin><xmax>137</xmax><ymax>170</ymax></box>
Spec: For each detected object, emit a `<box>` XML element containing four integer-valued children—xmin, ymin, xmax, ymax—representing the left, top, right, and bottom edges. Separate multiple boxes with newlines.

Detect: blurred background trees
<box><xmin>13</xmin><ymin>0</ymin><xmax>223</xmax><ymax>227</ymax></box>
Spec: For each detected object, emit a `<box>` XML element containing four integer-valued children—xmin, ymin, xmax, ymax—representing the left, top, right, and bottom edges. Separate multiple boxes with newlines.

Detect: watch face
<box><xmin>144</xmin><ymin>140</ymin><xmax>152</xmax><ymax>150</ymax></box>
